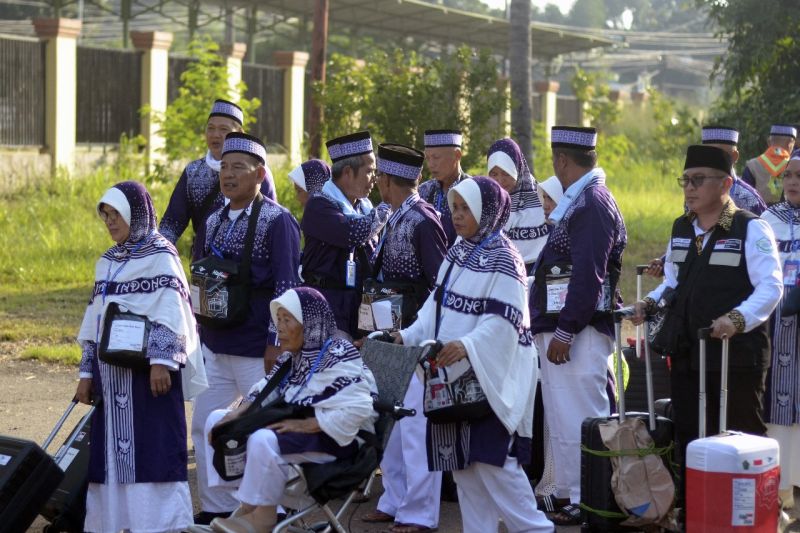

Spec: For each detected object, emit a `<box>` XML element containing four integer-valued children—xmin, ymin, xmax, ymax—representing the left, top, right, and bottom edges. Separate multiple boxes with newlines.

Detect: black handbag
<box><xmin>190</xmin><ymin>196</ymin><xmax>264</xmax><ymax>329</ymax></box>
<box><xmin>98</xmin><ymin>302</ymin><xmax>151</xmax><ymax>371</ymax></box>
<box><xmin>210</xmin><ymin>361</ymin><xmax>314</xmax><ymax>481</ymax></box>
<box><xmin>649</xmin><ymin>287</ymin><xmax>680</xmax><ymax>355</ymax></box>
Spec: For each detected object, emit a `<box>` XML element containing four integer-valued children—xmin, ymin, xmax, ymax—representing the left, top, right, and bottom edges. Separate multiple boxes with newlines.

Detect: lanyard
<box><xmin>285</xmin><ymin>339</ymin><xmax>333</xmax><ymax>403</ymax></box>
<box><xmin>95</xmin><ymin>233</ymin><xmax>151</xmax><ymax>343</ymax></box>
<box><xmin>440</xmin><ymin>231</ymin><xmax>500</xmax><ymax>314</ymax></box>
<box><xmin>210</xmin><ymin>208</ymin><xmax>247</xmax><ymax>259</ymax></box>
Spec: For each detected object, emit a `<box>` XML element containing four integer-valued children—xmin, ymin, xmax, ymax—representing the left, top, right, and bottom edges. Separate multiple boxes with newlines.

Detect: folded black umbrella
<box><xmin>782</xmin><ymin>287</ymin><xmax>800</xmax><ymax>317</ymax></box>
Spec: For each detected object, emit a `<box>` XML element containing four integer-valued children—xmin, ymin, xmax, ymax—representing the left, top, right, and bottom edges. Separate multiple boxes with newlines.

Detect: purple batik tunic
<box><xmin>300</xmin><ymin>194</ymin><xmax>386</xmax><ymax>336</ymax></box>
<box><xmin>200</xmin><ymin>198</ymin><xmax>300</xmax><ymax>357</ymax></box>
<box><xmin>379</xmin><ymin>194</ymin><xmax>448</xmax><ymax>289</ymax></box>
<box><xmin>530</xmin><ymin>177</ymin><xmax>627</xmax><ymax>340</ymax></box>
<box><xmin>418</xmin><ymin>171</ymin><xmax>470</xmax><ymax>246</ymax></box>
<box><xmin>159</xmin><ymin>158</ymin><xmax>276</xmax><ymax>260</ymax></box>
<box><xmin>730</xmin><ymin>173</ymin><xmax>767</xmax><ymax>216</ymax></box>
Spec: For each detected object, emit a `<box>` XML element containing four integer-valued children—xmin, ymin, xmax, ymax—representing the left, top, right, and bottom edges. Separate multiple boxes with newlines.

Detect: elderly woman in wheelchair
<box><xmin>198</xmin><ymin>287</ymin><xmax>378</xmax><ymax>533</ymax></box>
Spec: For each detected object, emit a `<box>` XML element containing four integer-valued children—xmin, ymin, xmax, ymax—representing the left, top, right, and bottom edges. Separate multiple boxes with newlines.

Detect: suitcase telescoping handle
<box><xmin>42</xmin><ymin>397</ymin><xmax>99</xmax><ymax>459</ymax></box>
<box><xmin>635</xmin><ymin>264</ymin><xmax>648</xmax><ymax>359</ymax></box>
<box><xmin>613</xmin><ymin>309</ymin><xmax>628</xmax><ymax>422</ymax></box>
<box><xmin>697</xmin><ymin>327</ymin><xmax>730</xmax><ymax>438</ymax></box>
<box><xmin>642</xmin><ymin>319</ymin><xmax>657</xmax><ymax>432</ymax></box>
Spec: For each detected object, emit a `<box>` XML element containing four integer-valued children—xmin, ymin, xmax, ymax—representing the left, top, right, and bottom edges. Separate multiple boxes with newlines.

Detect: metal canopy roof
<box><xmin>231</xmin><ymin>0</ymin><xmax>616</xmax><ymax>58</ymax></box>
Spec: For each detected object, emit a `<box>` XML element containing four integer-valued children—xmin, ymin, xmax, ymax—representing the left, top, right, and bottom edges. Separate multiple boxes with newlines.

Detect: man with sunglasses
<box><xmin>633</xmin><ymin>145</ymin><xmax>783</xmax><ymax>500</ymax></box>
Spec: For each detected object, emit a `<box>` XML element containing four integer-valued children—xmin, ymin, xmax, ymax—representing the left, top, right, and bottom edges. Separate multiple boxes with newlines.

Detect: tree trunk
<box><xmin>509</xmin><ymin>0</ymin><xmax>533</xmax><ymax>169</ymax></box>
<box><xmin>309</xmin><ymin>0</ymin><xmax>329</xmax><ymax>159</ymax></box>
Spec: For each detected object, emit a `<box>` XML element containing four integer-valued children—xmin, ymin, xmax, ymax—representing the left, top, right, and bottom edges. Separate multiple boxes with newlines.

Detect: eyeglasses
<box><xmin>99</xmin><ymin>208</ymin><xmax>122</xmax><ymax>223</ymax></box>
<box><xmin>676</xmin><ymin>174</ymin><xmax>726</xmax><ymax>189</ymax></box>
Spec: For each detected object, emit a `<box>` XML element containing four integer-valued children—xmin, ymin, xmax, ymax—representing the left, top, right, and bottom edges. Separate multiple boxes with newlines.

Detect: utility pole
<box><xmin>309</xmin><ymin>0</ymin><xmax>329</xmax><ymax>158</ymax></box>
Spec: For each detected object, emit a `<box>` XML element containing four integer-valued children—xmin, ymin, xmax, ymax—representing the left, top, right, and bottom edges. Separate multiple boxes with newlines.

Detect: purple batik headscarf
<box><xmin>486</xmin><ymin>138</ymin><xmax>540</xmax><ymax>212</ymax></box>
<box><xmin>447</xmin><ymin>175</ymin><xmax>511</xmax><ymax>243</ymax></box>
<box><xmin>270</xmin><ymin>286</ymin><xmax>338</xmax><ymax>352</ymax></box>
<box><xmin>97</xmin><ymin>181</ymin><xmax>157</xmax><ymax>244</ymax></box>
<box><xmin>288</xmin><ymin>159</ymin><xmax>332</xmax><ymax>195</ymax></box>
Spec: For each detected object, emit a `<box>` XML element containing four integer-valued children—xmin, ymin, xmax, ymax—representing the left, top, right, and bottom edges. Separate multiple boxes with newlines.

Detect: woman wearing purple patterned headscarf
<box><xmin>76</xmin><ymin>181</ymin><xmax>205</xmax><ymax>533</ymax></box>
<box><xmin>396</xmin><ymin>176</ymin><xmax>553</xmax><ymax>531</ymax></box>
<box><xmin>288</xmin><ymin>159</ymin><xmax>332</xmax><ymax>207</ymax></box>
<box><xmin>200</xmin><ymin>287</ymin><xmax>377</xmax><ymax>532</ymax></box>
<box><xmin>487</xmin><ymin>138</ymin><xmax>550</xmax><ymax>272</ymax></box>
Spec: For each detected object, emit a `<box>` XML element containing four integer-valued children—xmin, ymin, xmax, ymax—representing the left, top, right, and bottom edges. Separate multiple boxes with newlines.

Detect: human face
<box><xmin>450</xmin><ymin>191</ymin><xmax>479</xmax><ymax>239</ymax></box>
<box><xmin>275</xmin><ymin>307</ymin><xmax>304</xmax><ymax>353</ymax></box>
<box><xmin>206</xmin><ymin>117</ymin><xmax>240</xmax><ymax>160</ymax></box>
<box><xmin>769</xmin><ymin>135</ymin><xmax>796</xmax><ymax>154</ymax></box>
<box><xmin>99</xmin><ymin>203</ymin><xmax>131</xmax><ymax>244</ymax></box>
<box><xmin>340</xmin><ymin>153</ymin><xmax>377</xmax><ymax>202</ymax></box>
<box><xmin>680</xmin><ymin>167</ymin><xmax>730</xmax><ymax>213</ymax></box>
<box><xmin>541</xmin><ymin>191</ymin><xmax>557</xmax><ymax>218</ymax></box>
<box><xmin>294</xmin><ymin>183</ymin><xmax>310</xmax><ymax>208</ymax></box>
<box><xmin>220</xmin><ymin>153</ymin><xmax>264</xmax><ymax>209</ymax></box>
<box><xmin>488</xmin><ymin>165</ymin><xmax>516</xmax><ymax>193</ymax></box>
<box><xmin>425</xmin><ymin>147</ymin><xmax>460</xmax><ymax>182</ymax></box>
<box><xmin>551</xmin><ymin>151</ymin><xmax>568</xmax><ymax>181</ymax></box>
<box><xmin>782</xmin><ymin>159</ymin><xmax>800</xmax><ymax>206</ymax></box>
<box><xmin>376</xmin><ymin>171</ymin><xmax>391</xmax><ymax>204</ymax></box>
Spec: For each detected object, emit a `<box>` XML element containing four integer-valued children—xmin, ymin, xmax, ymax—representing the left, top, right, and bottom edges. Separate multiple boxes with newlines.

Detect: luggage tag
<box><xmin>783</xmin><ymin>260</ymin><xmax>800</xmax><ymax>287</ymax></box>
<box><xmin>358</xmin><ymin>291</ymin><xmax>376</xmax><ymax>332</ymax></box>
<box><xmin>345</xmin><ymin>250</ymin><xmax>357</xmax><ymax>289</ymax></box>
<box><xmin>595</xmin><ymin>278</ymin><xmax>613</xmax><ymax>312</ymax></box>
<box><xmin>545</xmin><ymin>266</ymin><xmax>570</xmax><ymax>315</ymax></box>
<box><xmin>190</xmin><ymin>284</ymin><xmax>201</xmax><ymax>311</ymax></box>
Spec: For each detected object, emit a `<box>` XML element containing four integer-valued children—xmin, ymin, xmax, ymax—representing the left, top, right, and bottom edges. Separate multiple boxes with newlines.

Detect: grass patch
<box><xmin>20</xmin><ymin>343</ymin><xmax>82</xmax><ymax>365</ymax></box>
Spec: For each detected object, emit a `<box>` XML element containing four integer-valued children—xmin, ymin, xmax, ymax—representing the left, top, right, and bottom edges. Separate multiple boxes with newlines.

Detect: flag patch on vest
<box><xmin>714</xmin><ymin>238</ymin><xmax>742</xmax><ymax>251</ymax></box>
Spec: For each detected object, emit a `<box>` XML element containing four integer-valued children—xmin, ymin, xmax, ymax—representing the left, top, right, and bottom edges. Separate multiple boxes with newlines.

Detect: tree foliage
<box><xmin>313</xmin><ymin>46</ymin><xmax>507</xmax><ymax>170</ymax></box>
<box><xmin>571</xmin><ymin>68</ymin><xmax>620</xmax><ymax>132</ymax></box>
<box><xmin>701</xmin><ymin>0</ymin><xmax>800</xmax><ymax>159</ymax></box>
<box><xmin>146</xmin><ymin>37</ymin><xmax>260</xmax><ymax>165</ymax></box>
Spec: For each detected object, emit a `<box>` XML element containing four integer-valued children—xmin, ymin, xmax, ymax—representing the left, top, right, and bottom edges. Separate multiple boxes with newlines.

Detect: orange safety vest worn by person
<box><xmin>742</xmin><ymin>124</ymin><xmax>797</xmax><ymax>204</ymax></box>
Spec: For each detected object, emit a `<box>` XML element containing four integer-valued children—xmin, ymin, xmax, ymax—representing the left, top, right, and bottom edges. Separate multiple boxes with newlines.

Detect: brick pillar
<box><xmin>131</xmin><ymin>31</ymin><xmax>173</xmax><ymax>167</ymax></box>
<box><xmin>534</xmin><ymin>80</ymin><xmax>560</xmax><ymax>145</ymax></box>
<box><xmin>222</xmin><ymin>42</ymin><xmax>248</xmax><ymax>101</ymax></box>
<box><xmin>274</xmin><ymin>51</ymin><xmax>310</xmax><ymax>166</ymax></box>
<box><xmin>33</xmin><ymin>18</ymin><xmax>81</xmax><ymax>174</ymax></box>
<box><xmin>631</xmin><ymin>90</ymin><xmax>649</xmax><ymax>108</ymax></box>
<box><xmin>609</xmin><ymin>89</ymin><xmax>628</xmax><ymax>110</ymax></box>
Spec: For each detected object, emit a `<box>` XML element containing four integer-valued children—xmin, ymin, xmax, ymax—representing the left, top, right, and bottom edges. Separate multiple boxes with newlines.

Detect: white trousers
<box><xmin>191</xmin><ymin>345</ymin><xmax>266</xmax><ymax>512</ymax></box>
<box><xmin>202</xmin><ymin>410</ymin><xmax>335</xmax><ymax>506</ymax></box>
<box><xmin>535</xmin><ymin>327</ymin><xmax>611</xmax><ymax>503</ymax></box>
<box><xmin>377</xmin><ymin>374</ymin><xmax>442</xmax><ymax>528</ymax></box>
<box><xmin>453</xmin><ymin>457</ymin><xmax>554</xmax><ymax>533</ymax></box>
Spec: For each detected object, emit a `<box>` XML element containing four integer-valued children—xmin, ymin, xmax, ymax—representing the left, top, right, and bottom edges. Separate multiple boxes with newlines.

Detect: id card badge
<box><xmin>190</xmin><ymin>284</ymin><xmax>201</xmax><ymax>311</ymax></box>
<box><xmin>545</xmin><ymin>273</ymin><xmax>570</xmax><ymax>315</ymax></box>
<box><xmin>595</xmin><ymin>278</ymin><xmax>612</xmax><ymax>312</ymax></box>
<box><xmin>345</xmin><ymin>250</ymin><xmax>357</xmax><ymax>289</ymax></box>
<box><xmin>783</xmin><ymin>260</ymin><xmax>800</xmax><ymax>287</ymax></box>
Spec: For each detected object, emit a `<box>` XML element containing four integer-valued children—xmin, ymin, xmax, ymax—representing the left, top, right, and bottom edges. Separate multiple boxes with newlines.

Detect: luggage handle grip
<box><xmin>635</xmin><ymin>264</ymin><xmax>649</xmax><ymax>275</ymax></box>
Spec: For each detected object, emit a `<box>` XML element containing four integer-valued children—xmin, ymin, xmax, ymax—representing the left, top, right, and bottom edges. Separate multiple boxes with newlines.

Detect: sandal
<box><xmin>535</xmin><ymin>494</ymin><xmax>568</xmax><ymax>513</ymax></box>
<box><xmin>210</xmin><ymin>516</ymin><xmax>264</xmax><ymax>533</ymax></box>
<box><xmin>389</xmin><ymin>524</ymin><xmax>436</xmax><ymax>533</ymax></box>
<box><xmin>361</xmin><ymin>510</ymin><xmax>395</xmax><ymax>523</ymax></box>
<box><xmin>547</xmin><ymin>502</ymin><xmax>582</xmax><ymax>526</ymax></box>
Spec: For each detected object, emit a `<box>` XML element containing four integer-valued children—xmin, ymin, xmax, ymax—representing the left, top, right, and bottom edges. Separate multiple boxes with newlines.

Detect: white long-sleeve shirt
<box><xmin>648</xmin><ymin>216</ymin><xmax>783</xmax><ymax>332</ymax></box>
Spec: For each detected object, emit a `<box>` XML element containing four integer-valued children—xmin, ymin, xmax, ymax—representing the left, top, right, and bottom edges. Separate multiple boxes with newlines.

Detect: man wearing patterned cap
<box><xmin>420</xmin><ymin>129</ymin><xmax>471</xmax><ymax>244</ymax></box>
<box><xmin>528</xmin><ymin>126</ymin><xmax>627</xmax><ymax>525</ymax></box>
<box><xmin>300</xmin><ymin>131</ymin><xmax>390</xmax><ymax>337</ymax></box>
<box><xmin>633</xmin><ymin>144</ymin><xmax>782</xmax><ymax>500</ymax></box>
<box><xmin>360</xmin><ymin>143</ymin><xmax>447</xmax><ymax>533</ymax></box>
<box><xmin>160</xmin><ymin>99</ymin><xmax>276</xmax><ymax>260</ymax></box>
<box><xmin>287</xmin><ymin>158</ymin><xmax>331</xmax><ymax>207</ymax></box>
<box><xmin>742</xmin><ymin>124</ymin><xmax>797</xmax><ymax>204</ymax></box>
<box><xmin>189</xmin><ymin>132</ymin><xmax>301</xmax><ymax>524</ymax></box>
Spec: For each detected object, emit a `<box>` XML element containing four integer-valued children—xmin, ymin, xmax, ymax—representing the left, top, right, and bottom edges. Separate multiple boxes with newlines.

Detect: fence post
<box><xmin>273</xmin><ymin>51</ymin><xmax>309</xmax><ymax>166</ymax></box>
<box><xmin>33</xmin><ymin>18</ymin><xmax>81</xmax><ymax>175</ymax></box>
<box><xmin>131</xmin><ymin>31</ymin><xmax>173</xmax><ymax>168</ymax></box>
<box><xmin>222</xmin><ymin>42</ymin><xmax>247</xmax><ymax>101</ymax></box>
<box><xmin>534</xmin><ymin>80</ymin><xmax>559</xmax><ymax>145</ymax></box>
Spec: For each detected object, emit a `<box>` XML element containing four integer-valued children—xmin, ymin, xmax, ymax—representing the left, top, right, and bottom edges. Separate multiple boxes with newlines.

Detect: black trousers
<box><xmin>670</xmin><ymin>357</ymin><xmax>768</xmax><ymax>500</ymax></box>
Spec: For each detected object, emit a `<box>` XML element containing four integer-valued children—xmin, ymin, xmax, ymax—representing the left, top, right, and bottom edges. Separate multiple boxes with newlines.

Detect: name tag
<box><xmin>671</xmin><ymin>237</ymin><xmax>691</xmax><ymax>249</ymax></box>
<box><xmin>708</xmin><ymin>251</ymin><xmax>741</xmax><ymax>267</ymax></box>
<box><xmin>784</xmin><ymin>260</ymin><xmax>800</xmax><ymax>287</ymax></box>
<box><xmin>107</xmin><ymin>319</ymin><xmax>146</xmax><ymax>352</ymax></box>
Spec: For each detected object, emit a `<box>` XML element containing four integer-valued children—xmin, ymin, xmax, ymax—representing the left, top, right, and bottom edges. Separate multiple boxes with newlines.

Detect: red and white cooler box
<box><xmin>686</xmin><ymin>432</ymin><xmax>780</xmax><ymax>532</ymax></box>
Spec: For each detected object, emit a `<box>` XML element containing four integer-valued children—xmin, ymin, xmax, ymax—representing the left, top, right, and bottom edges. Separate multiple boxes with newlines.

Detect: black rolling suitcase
<box><xmin>580</xmin><ymin>312</ymin><xmax>676</xmax><ymax>532</ymax></box>
<box><xmin>39</xmin><ymin>399</ymin><xmax>97</xmax><ymax>532</ymax></box>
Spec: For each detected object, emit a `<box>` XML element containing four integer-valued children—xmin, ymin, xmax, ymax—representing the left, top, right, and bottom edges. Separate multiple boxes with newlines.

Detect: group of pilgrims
<box><xmin>73</xmin><ymin>96</ymin><xmax>800</xmax><ymax>533</ymax></box>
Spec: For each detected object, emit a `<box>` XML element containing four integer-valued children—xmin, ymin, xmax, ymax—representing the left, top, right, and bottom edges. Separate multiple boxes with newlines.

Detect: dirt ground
<box><xmin>0</xmin><ymin>350</ymin><xmax>796</xmax><ymax>533</ymax></box>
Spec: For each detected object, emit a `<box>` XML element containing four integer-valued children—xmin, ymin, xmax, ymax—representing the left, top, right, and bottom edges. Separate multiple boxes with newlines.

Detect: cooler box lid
<box><xmin>686</xmin><ymin>432</ymin><xmax>779</xmax><ymax>474</ymax></box>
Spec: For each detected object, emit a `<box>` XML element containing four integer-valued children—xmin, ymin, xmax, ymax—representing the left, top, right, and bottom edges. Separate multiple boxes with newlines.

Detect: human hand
<box><xmin>150</xmin><ymin>364</ymin><xmax>172</xmax><ymax>397</ymax></box>
<box><xmin>391</xmin><ymin>332</ymin><xmax>404</xmax><ymax>345</ymax></box>
<box><xmin>646</xmin><ymin>258</ymin><xmax>664</xmax><ymax>278</ymax></box>
<box><xmin>75</xmin><ymin>378</ymin><xmax>92</xmax><ymax>405</ymax></box>
<box><xmin>546</xmin><ymin>338</ymin><xmax>571</xmax><ymax>365</ymax></box>
<box><xmin>710</xmin><ymin>314</ymin><xmax>736</xmax><ymax>339</ymax></box>
<box><xmin>268</xmin><ymin>417</ymin><xmax>321</xmax><ymax>434</ymax></box>
<box><xmin>436</xmin><ymin>340</ymin><xmax>467</xmax><ymax>367</ymax></box>
<box><xmin>630</xmin><ymin>301</ymin><xmax>648</xmax><ymax>326</ymax></box>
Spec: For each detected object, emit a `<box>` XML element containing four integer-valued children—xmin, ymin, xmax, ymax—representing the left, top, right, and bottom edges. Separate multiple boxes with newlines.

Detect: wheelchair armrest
<box><xmin>373</xmin><ymin>398</ymin><xmax>416</xmax><ymax>420</ymax></box>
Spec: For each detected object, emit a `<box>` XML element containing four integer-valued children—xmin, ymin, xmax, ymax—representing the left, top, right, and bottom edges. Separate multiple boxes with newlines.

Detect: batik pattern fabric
<box><xmin>200</xmin><ymin>197</ymin><xmax>301</xmax><ymax>357</ymax></box>
<box><xmin>763</xmin><ymin>202</ymin><xmax>800</xmax><ymax>425</ymax></box>
<box><xmin>487</xmin><ymin>139</ymin><xmax>550</xmax><ymax>266</ymax></box>
<box><xmin>400</xmin><ymin>177</ymin><xmax>537</xmax><ymax>471</ymax></box>
<box><xmin>731</xmin><ymin>173</ymin><xmax>767</xmax><ymax>216</ymax></box>
<box><xmin>159</xmin><ymin>156</ymin><xmax>277</xmax><ymax>260</ymax></box>
<box><xmin>247</xmin><ymin>288</ymin><xmax>378</xmax><ymax>451</ymax></box>
<box><xmin>379</xmin><ymin>194</ymin><xmax>448</xmax><ymax>288</ymax></box>
<box><xmin>530</xmin><ymin>171</ymin><xmax>627</xmax><ymax>342</ymax></box>
<box><xmin>419</xmin><ymin>171</ymin><xmax>469</xmax><ymax>245</ymax></box>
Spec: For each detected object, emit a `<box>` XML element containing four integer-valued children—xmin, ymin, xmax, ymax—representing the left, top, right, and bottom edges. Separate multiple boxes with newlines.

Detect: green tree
<box><xmin>568</xmin><ymin>0</ymin><xmax>608</xmax><ymax>27</ymax></box>
<box><xmin>571</xmin><ymin>68</ymin><xmax>620</xmax><ymax>132</ymax></box>
<box><xmin>146</xmin><ymin>37</ymin><xmax>260</xmax><ymax>165</ymax></box>
<box><xmin>701</xmin><ymin>0</ymin><xmax>800</xmax><ymax>159</ymax></box>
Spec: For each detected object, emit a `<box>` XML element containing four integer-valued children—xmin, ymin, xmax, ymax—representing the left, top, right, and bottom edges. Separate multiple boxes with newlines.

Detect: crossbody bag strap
<box><xmin>239</xmin><ymin>193</ymin><xmax>264</xmax><ymax>285</ymax></box>
<box><xmin>246</xmin><ymin>358</ymin><xmax>292</xmax><ymax>413</ymax></box>
<box><xmin>435</xmin><ymin>260</ymin><xmax>457</xmax><ymax>338</ymax></box>
<box><xmin>197</xmin><ymin>182</ymin><xmax>222</xmax><ymax>228</ymax></box>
